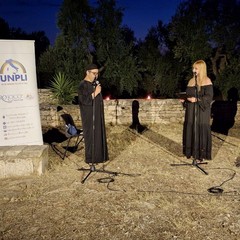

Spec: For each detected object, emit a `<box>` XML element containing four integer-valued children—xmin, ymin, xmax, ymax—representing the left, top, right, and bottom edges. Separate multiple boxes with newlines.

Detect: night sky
<box><xmin>0</xmin><ymin>0</ymin><xmax>182</xmax><ymax>44</ymax></box>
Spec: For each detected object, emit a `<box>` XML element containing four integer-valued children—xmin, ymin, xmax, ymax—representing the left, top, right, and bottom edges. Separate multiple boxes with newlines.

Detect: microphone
<box><xmin>95</xmin><ymin>80</ymin><xmax>100</xmax><ymax>85</ymax></box>
<box><xmin>92</xmin><ymin>78</ymin><xmax>102</xmax><ymax>97</ymax></box>
<box><xmin>92</xmin><ymin>78</ymin><xmax>100</xmax><ymax>87</ymax></box>
<box><xmin>193</xmin><ymin>70</ymin><xmax>197</xmax><ymax>76</ymax></box>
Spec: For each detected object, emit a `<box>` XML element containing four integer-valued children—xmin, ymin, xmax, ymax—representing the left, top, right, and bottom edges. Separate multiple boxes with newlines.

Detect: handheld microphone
<box><xmin>95</xmin><ymin>80</ymin><xmax>100</xmax><ymax>85</ymax></box>
<box><xmin>92</xmin><ymin>78</ymin><xmax>102</xmax><ymax>97</ymax></box>
<box><xmin>193</xmin><ymin>70</ymin><xmax>197</xmax><ymax>76</ymax></box>
<box><xmin>92</xmin><ymin>78</ymin><xmax>100</xmax><ymax>87</ymax></box>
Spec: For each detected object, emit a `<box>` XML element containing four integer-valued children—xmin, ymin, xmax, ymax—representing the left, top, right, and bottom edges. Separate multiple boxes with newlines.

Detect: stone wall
<box><xmin>38</xmin><ymin>89</ymin><xmax>58</xmax><ymax>105</ymax></box>
<box><xmin>39</xmin><ymin>89</ymin><xmax>240</xmax><ymax>129</ymax></box>
<box><xmin>39</xmin><ymin>89</ymin><xmax>186</xmax><ymax>128</ymax></box>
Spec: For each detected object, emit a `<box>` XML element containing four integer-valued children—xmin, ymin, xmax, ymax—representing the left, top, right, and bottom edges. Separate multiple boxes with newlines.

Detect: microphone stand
<box><xmin>171</xmin><ymin>73</ymin><xmax>208</xmax><ymax>175</ymax></box>
<box><xmin>78</xmin><ymin>79</ymin><xmax>119</xmax><ymax>183</ymax></box>
<box><xmin>191</xmin><ymin>73</ymin><xmax>208</xmax><ymax>174</ymax></box>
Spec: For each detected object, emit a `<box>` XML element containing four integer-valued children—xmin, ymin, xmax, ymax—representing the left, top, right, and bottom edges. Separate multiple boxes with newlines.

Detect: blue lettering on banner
<box><xmin>0</xmin><ymin>74</ymin><xmax>27</xmax><ymax>82</ymax></box>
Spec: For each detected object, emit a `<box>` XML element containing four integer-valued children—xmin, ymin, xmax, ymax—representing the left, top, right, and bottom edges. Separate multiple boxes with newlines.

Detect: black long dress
<box><xmin>78</xmin><ymin>80</ymin><xmax>109</xmax><ymax>163</ymax></box>
<box><xmin>183</xmin><ymin>85</ymin><xmax>213</xmax><ymax>160</ymax></box>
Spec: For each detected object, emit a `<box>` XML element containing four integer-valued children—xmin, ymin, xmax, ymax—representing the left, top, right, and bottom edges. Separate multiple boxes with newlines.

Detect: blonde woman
<box><xmin>182</xmin><ymin>60</ymin><xmax>213</xmax><ymax>162</ymax></box>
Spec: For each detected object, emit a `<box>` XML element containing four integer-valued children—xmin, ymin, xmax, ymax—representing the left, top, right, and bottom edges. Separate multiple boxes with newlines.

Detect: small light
<box><xmin>105</xmin><ymin>96</ymin><xmax>110</xmax><ymax>100</ymax></box>
<box><xmin>147</xmin><ymin>95</ymin><xmax>151</xmax><ymax>100</ymax></box>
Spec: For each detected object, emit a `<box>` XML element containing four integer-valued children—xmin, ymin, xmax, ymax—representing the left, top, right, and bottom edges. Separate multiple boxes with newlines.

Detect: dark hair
<box><xmin>85</xmin><ymin>63</ymin><xmax>98</xmax><ymax>71</ymax></box>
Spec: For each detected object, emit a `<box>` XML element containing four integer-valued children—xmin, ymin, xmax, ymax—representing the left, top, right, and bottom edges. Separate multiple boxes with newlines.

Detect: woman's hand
<box><xmin>187</xmin><ymin>97</ymin><xmax>197</xmax><ymax>102</ymax></box>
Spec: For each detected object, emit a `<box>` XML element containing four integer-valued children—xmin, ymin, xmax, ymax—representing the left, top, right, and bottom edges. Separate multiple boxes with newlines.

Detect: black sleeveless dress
<box><xmin>183</xmin><ymin>85</ymin><xmax>213</xmax><ymax>160</ymax></box>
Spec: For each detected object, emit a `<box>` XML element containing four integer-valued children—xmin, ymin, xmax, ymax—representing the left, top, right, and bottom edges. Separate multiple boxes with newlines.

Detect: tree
<box><xmin>37</xmin><ymin>46</ymin><xmax>56</xmax><ymax>88</ymax></box>
<box><xmin>168</xmin><ymin>0</ymin><xmax>211</xmax><ymax>65</ymax></box>
<box><xmin>39</xmin><ymin>0</ymin><xmax>94</xmax><ymax>87</ymax></box>
<box><xmin>0</xmin><ymin>17</ymin><xmax>10</xmax><ymax>38</ymax></box>
<box><xmin>0</xmin><ymin>17</ymin><xmax>50</xmax><ymax>88</ymax></box>
<box><xmin>204</xmin><ymin>0</ymin><xmax>240</xmax><ymax>79</ymax></box>
<box><xmin>29</xmin><ymin>31</ymin><xmax>50</xmax><ymax>62</ymax></box>
<box><xmin>136</xmin><ymin>26</ymin><xmax>162</xmax><ymax>96</ymax></box>
<box><xmin>216</xmin><ymin>56</ymin><xmax>240</xmax><ymax>99</ymax></box>
<box><xmin>92</xmin><ymin>0</ymin><xmax>140</xmax><ymax>97</ymax></box>
<box><xmin>38</xmin><ymin>0</ymin><xmax>140</xmax><ymax>96</ymax></box>
<box><xmin>168</xmin><ymin>0</ymin><xmax>240</xmax><ymax>98</ymax></box>
<box><xmin>136</xmin><ymin>21</ymin><xmax>183</xmax><ymax>97</ymax></box>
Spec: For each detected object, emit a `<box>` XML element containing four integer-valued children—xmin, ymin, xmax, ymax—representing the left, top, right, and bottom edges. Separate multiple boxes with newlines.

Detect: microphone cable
<box><xmin>207</xmin><ymin>168</ymin><xmax>236</xmax><ymax>194</ymax></box>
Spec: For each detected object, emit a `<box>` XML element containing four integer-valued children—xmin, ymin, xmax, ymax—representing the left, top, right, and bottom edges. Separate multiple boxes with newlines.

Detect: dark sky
<box><xmin>0</xmin><ymin>0</ymin><xmax>182</xmax><ymax>44</ymax></box>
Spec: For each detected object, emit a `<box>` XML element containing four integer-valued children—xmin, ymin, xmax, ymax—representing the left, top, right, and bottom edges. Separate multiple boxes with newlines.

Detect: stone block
<box><xmin>4</xmin><ymin>157</ymin><xmax>33</xmax><ymax>177</ymax></box>
<box><xmin>0</xmin><ymin>145</ymin><xmax>49</xmax><ymax>178</ymax></box>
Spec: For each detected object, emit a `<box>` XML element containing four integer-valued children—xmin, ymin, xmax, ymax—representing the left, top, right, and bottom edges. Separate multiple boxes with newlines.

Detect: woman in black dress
<box><xmin>182</xmin><ymin>60</ymin><xmax>213</xmax><ymax>161</ymax></box>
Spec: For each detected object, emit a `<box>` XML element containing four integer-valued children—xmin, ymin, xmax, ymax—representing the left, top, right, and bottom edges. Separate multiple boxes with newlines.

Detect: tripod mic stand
<box><xmin>78</xmin><ymin>79</ymin><xmax>118</xmax><ymax>183</ymax></box>
<box><xmin>171</xmin><ymin>73</ymin><xmax>208</xmax><ymax>175</ymax></box>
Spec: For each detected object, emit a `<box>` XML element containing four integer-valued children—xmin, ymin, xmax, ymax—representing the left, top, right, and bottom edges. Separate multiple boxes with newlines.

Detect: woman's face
<box><xmin>193</xmin><ymin>65</ymin><xmax>199</xmax><ymax>76</ymax></box>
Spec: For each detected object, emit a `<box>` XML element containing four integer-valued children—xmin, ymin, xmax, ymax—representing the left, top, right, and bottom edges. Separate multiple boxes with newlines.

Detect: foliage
<box><xmin>165</xmin><ymin>0</ymin><xmax>240</xmax><ymax>97</ymax></box>
<box><xmin>0</xmin><ymin>17</ymin><xmax>10</xmax><ymax>38</ymax></box>
<box><xmin>155</xmin><ymin>56</ymin><xmax>183</xmax><ymax>97</ymax></box>
<box><xmin>136</xmin><ymin>21</ymin><xmax>184</xmax><ymax>97</ymax></box>
<box><xmin>35</xmin><ymin>0</ymin><xmax>240</xmax><ymax>98</ymax></box>
<box><xmin>38</xmin><ymin>47</ymin><xmax>56</xmax><ymax>74</ymax></box>
<box><xmin>29</xmin><ymin>31</ymin><xmax>50</xmax><ymax>61</ymax></box>
<box><xmin>49</xmin><ymin>72</ymin><xmax>76</xmax><ymax>104</ymax></box>
<box><xmin>53</xmin><ymin>0</ymin><xmax>94</xmax><ymax>85</ymax></box>
<box><xmin>92</xmin><ymin>0</ymin><xmax>140</xmax><ymax>96</ymax></box>
<box><xmin>215</xmin><ymin>56</ymin><xmax>240</xmax><ymax>100</ymax></box>
<box><xmin>0</xmin><ymin>17</ymin><xmax>50</xmax><ymax>64</ymax></box>
<box><xmin>168</xmin><ymin>0</ymin><xmax>212</xmax><ymax>64</ymax></box>
<box><xmin>38</xmin><ymin>0</ymin><xmax>140</xmax><ymax>97</ymax></box>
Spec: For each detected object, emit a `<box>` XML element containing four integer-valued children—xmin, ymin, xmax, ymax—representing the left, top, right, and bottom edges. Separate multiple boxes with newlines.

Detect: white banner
<box><xmin>0</xmin><ymin>40</ymin><xmax>43</xmax><ymax>146</ymax></box>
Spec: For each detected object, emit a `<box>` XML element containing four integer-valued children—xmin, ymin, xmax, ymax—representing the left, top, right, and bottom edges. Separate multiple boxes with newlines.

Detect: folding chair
<box><xmin>53</xmin><ymin>113</ymin><xmax>84</xmax><ymax>160</ymax></box>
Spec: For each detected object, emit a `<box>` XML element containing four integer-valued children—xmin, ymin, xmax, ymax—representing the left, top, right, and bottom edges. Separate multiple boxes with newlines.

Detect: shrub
<box><xmin>49</xmin><ymin>72</ymin><xmax>76</xmax><ymax>104</ymax></box>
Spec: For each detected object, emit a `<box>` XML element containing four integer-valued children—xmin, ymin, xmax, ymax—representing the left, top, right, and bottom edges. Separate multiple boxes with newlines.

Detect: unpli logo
<box><xmin>0</xmin><ymin>59</ymin><xmax>28</xmax><ymax>83</ymax></box>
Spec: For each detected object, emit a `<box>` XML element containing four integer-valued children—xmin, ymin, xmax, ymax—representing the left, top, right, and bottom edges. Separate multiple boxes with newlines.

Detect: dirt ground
<box><xmin>0</xmin><ymin>122</ymin><xmax>240</xmax><ymax>240</ymax></box>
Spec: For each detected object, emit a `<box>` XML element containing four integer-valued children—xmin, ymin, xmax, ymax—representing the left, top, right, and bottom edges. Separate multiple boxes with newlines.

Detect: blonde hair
<box><xmin>193</xmin><ymin>60</ymin><xmax>207</xmax><ymax>86</ymax></box>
